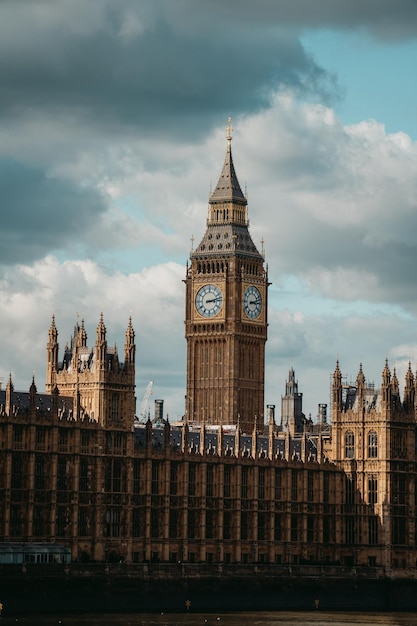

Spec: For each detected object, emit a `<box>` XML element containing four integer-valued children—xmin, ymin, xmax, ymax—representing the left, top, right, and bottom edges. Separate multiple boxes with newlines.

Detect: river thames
<box><xmin>3</xmin><ymin>613</ymin><xmax>417</xmax><ymax>626</ymax></box>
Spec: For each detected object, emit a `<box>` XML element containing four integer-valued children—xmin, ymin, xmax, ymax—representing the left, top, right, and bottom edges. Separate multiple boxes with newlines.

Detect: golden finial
<box><xmin>191</xmin><ymin>234</ymin><xmax>195</xmax><ymax>251</ymax></box>
<box><xmin>226</xmin><ymin>117</ymin><xmax>233</xmax><ymax>144</ymax></box>
<box><xmin>261</xmin><ymin>238</ymin><xmax>265</xmax><ymax>256</ymax></box>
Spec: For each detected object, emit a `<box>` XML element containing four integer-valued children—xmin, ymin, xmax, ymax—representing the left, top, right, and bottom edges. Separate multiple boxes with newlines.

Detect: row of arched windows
<box><xmin>196</xmin><ymin>261</ymin><xmax>228</xmax><ymax>274</ymax></box>
<box><xmin>345</xmin><ymin>430</ymin><xmax>378</xmax><ymax>459</ymax></box>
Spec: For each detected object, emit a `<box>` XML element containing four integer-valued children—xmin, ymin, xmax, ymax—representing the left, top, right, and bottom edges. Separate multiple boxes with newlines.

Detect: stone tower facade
<box><xmin>185</xmin><ymin>121</ymin><xmax>268</xmax><ymax>432</ymax></box>
<box><xmin>330</xmin><ymin>360</ymin><xmax>417</xmax><ymax>569</ymax></box>
<box><xmin>46</xmin><ymin>314</ymin><xmax>136</xmax><ymax>429</ymax></box>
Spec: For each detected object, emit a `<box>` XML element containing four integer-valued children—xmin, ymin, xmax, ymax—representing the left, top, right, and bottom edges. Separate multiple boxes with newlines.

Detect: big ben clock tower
<box><xmin>185</xmin><ymin>120</ymin><xmax>268</xmax><ymax>433</ymax></box>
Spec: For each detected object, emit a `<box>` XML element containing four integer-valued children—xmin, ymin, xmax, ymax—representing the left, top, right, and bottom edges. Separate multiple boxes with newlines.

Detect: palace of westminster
<box><xmin>1</xmin><ymin>124</ymin><xmax>417</xmax><ymax>573</ymax></box>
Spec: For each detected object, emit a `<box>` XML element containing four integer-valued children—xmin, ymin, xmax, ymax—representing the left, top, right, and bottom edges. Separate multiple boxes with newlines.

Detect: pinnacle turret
<box><xmin>96</xmin><ymin>313</ymin><xmax>106</xmax><ymax>343</ymax></box>
<box><xmin>124</xmin><ymin>316</ymin><xmax>136</xmax><ymax>368</ymax></box>
<box><xmin>48</xmin><ymin>314</ymin><xmax>58</xmax><ymax>343</ymax></box>
<box><xmin>77</xmin><ymin>319</ymin><xmax>87</xmax><ymax>347</ymax></box>
<box><xmin>356</xmin><ymin>362</ymin><xmax>365</xmax><ymax>388</ymax></box>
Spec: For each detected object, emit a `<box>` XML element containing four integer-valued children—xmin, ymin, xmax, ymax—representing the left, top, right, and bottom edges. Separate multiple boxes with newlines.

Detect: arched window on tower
<box><xmin>345</xmin><ymin>431</ymin><xmax>355</xmax><ymax>459</ymax></box>
<box><xmin>111</xmin><ymin>394</ymin><xmax>118</xmax><ymax>421</ymax></box>
<box><xmin>368</xmin><ymin>431</ymin><xmax>378</xmax><ymax>458</ymax></box>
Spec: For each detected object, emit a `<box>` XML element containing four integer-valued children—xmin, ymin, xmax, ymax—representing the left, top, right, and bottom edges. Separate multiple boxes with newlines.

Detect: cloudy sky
<box><xmin>1</xmin><ymin>0</ymin><xmax>417</xmax><ymax>422</ymax></box>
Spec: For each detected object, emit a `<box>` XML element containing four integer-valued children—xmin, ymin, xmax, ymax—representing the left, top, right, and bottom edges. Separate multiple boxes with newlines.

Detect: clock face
<box><xmin>244</xmin><ymin>285</ymin><xmax>262</xmax><ymax>319</ymax></box>
<box><xmin>195</xmin><ymin>284</ymin><xmax>223</xmax><ymax>318</ymax></box>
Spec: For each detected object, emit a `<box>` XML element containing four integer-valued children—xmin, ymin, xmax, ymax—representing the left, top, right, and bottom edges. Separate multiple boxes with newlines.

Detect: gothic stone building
<box><xmin>0</xmin><ymin>127</ymin><xmax>416</xmax><ymax>572</ymax></box>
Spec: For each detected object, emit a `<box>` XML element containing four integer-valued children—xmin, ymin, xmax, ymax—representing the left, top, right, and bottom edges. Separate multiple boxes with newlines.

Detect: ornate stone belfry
<box><xmin>185</xmin><ymin>120</ymin><xmax>269</xmax><ymax>433</ymax></box>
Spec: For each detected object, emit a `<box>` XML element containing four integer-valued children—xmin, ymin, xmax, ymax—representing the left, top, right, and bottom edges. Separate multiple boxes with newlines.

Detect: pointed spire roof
<box><xmin>382</xmin><ymin>358</ymin><xmax>391</xmax><ymax>385</ymax></box>
<box><xmin>125</xmin><ymin>316</ymin><xmax>135</xmax><ymax>345</ymax></box>
<box><xmin>209</xmin><ymin>118</ymin><xmax>246</xmax><ymax>206</ymax></box>
<box><xmin>356</xmin><ymin>362</ymin><xmax>365</xmax><ymax>387</ymax></box>
<box><xmin>333</xmin><ymin>360</ymin><xmax>342</xmax><ymax>382</ymax></box>
<box><xmin>405</xmin><ymin>361</ymin><xmax>414</xmax><ymax>388</ymax></box>
<box><xmin>96</xmin><ymin>312</ymin><xmax>106</xmax><ymax>343</ymax></box>
<box><xmin>192</xmin><ymin>119</ymin><xmax>264</xmax><ymax>261</ymax></box>
<box><xmin>6</xmin><ymin>372</ymin><xmax>14</xmax><ymax>392</ymax></box>
<box><xmin>48</xmin><ymin>314</ymin><xmax>58</xmax><ymax>341</ymax></box>
<box><xmin>77</xmin><ymin>319</ymin><xmax>87</xmax><ymax>347</ymax></box>
<box><xmin>392</xmin><ymin>366</ymin><xmax>399</xmax><ymax>393</ymax></box>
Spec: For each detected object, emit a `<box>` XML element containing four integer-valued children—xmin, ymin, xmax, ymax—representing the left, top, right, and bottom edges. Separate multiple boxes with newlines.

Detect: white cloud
<box><xmin>0</xmin><ymin>257</ymin><xmax>185</xmax><ymax>418</ymax></box>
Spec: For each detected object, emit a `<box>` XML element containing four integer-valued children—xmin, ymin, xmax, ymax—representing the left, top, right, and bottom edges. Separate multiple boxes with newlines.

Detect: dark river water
<box><xmin>3</xmin><ymin>613</ymin><xmax>417</xmax><ymax>626</ymax></box>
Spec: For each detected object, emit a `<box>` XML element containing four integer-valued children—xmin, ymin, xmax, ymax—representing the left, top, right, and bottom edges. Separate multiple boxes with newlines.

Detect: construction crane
<box><xmin>136</xmin><ymin>381</ymin><xmax>154</xmax><ymax>424</ymax></box>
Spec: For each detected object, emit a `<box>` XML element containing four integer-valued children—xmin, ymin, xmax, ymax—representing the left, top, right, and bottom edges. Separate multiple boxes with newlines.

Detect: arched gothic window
<box><xmin>368</xmin><ymin>431</ymin><xmax>378</xmax><ymax>458</ymax></box>
<box><xmin>345</xmin><ymin>431</ymin><xmax>355</xmax><ymax>459</ymax></box>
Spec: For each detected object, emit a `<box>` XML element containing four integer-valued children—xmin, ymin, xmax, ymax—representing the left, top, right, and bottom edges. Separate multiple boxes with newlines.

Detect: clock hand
<box><xmin>206</xmin><ymin>297</ymin><xmax>222</xmax><ymax>303</ymax></box>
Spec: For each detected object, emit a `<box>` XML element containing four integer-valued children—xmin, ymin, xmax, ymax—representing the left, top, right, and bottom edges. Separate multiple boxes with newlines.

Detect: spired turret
<box><xmin>45</xmin><ymin>315</ymin><xmax>136</xmax><ymax>428</ymax></box>
<box><xmin>95</xmin><ymin>313</ymin><xmax>107</xmax><ymax>369</ymax></box>
<box><xmin>281</xmin><ymin>366</ymin><xmax>304</xmax><ymax>436</ymax></box>
<box><xmin>403</xmin><ymin>362</ymin><xmax>415</xmax><ymax>412</ymax></box>
<box><xmin>5</xmin><ymin>373</ymin><xmax>14</xmax><ymax>416</ymax></box>
<box><xmin>332</xmin><ymin>360</ymin><xmax>342</xmax><ymax>418</ymax></box>
<box><xmin>124</xmin><ymin>316</ymin><xmax>135</xmax><ymax>370</ymax></box>
<box><xmin>47</xmin><ymin>315</ymin><xmax>59</xmax><ymax>385</ymax></box>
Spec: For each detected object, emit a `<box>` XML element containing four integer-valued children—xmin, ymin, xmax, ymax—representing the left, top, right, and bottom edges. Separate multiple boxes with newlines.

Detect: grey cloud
<box><xmin>192</xmin><ymin>0</ymin><xmax>417</xmax><ymax>40</ymax></box>
<box><xmin>265</xmin><ymin>206</ymin><xmax>417</xmax><ymax>307</ymax></box>
<box><xmin>0</xmin><ymin>4</ymin><xmax>338</xmax><ymax>140</ymax></box>
<box><xmin>0</xmin><ymin>160</ymin><xmax>107</xmax><ymax>265</ymax></box>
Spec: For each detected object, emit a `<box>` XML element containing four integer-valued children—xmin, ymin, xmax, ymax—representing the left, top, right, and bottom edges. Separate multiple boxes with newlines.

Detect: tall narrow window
<box><xmin>169</xmin><ymin>509</ymin><xmax>178</xmax><ymax>539</ymax></box>
<box><xmin>368</xmin><ymin>516</ymin><xmax>378</xmax><ymax>545</ymax></box>
<box><xmin>345</xmin><ymin>475</ymin><xmax>355</xmax><ymax>504</ymax></box>
<box><xmin>206</xmin><ymin>464</ymin><xmax>214</xmax><ymax>497</ymax></box>
<box><xmin>187</xmin><ymin>510</ymin><xmax>197</xmax><ymax>539</ymax></box>
<box><xmin>151</xmin><ymin>508</ymin><xmax>160</xmax><ymax>538</ymax></box>
<box><xmin>13</xmin><ymin>426</ymin><xmax>23</xmax><ymax>449</ymax></box>
<box><xmin>111</xmin><ymin>394</ymin><xmax>118</xmax><ymax>421</ymax></box>
<box><xmin>151</xmin><ymin>461</ymin><xmax>159</xmax><ymax>495</ymax></box>
<box><xmin>274</xmin><ymin>469</ymin><xmax>282</xmax><ymax>501</ymax></box>
<box><xmin>132</xmin><ymin>509</ymin><xmax>141</xmax><ymax>538</ymax></box>
<box><xmin>56</xmin><ymin>507</ymin><xmax>67</xmax><ymax>536</ymax></box>
<box><xmin>78</xmin><ymin>507</ymin><xmax>88</xmax><ymax>536</ymax></box>
<box><xmin>345</xmin><ymin>431</ymin><xmax>355</xmax><ymax>459</ymax></box>
<box><xmin>170</xmin><ymin>462</ymin><xmax>178</xmax><ymax>496</ymax></box>
<box><xmin>11</xmin><ymin>455</ymin><xmax>23</xmax><ymax>489</ymax></box>
<box><xmin>224</xmin><ymin>466</ymin><xmax>231</xmax><ymax>498</ymax></box>
<box><xmin>307</xmin><ymin>515</ymin><xmax>315</xmax><ymax>542</ymax></box>
<box><xmin>79</xmin><ymin>458</ymin><xmax>89</xmax><ymax>492</ymax></box>
<box><xmin>258</xmin><ymin>468</ymin><xmax>265</xmax><ymax>501</ymax></box>
<box><xmin>345</xmin><ymin>517</ymin><xmax>355</xmax><ymax>544</ymax></box>
<box><xmin>241</xmin><ymin>511</ymin><xmax>249</xmax><ymax>540</ymax></box>
<box><xmin>291</xmin><ymin>515</ymin><xmax>299</xmax><ymax>542</ymax></box>
<box><xmin>133</xmin><ymin>460</ymin><xmax>141</xmax><ymax>495</ymax></box>
<box><xmin>223</xmin><ymin>512</ymin><xmax>231</xmax><ymax>540</ymax></box>
<box><xmin>258</xmin><ymin>512</ymin><xmax>266</xmax><ymax>540</ymax></box>
<box><xmin>307</xmin><ymin>472</ymin><xmax>314</xmax><ymax>502</ymax></box>
<box><xmin>368</xmin><ymin>476</ymin><xmax>378</xmax><ymax>504</ymax></box>
<box><xmin>368</xmin><ymin>431</ymin><xmax>378</xmax><ymax>458</ymax></box>
<box><xmin>241</xmin><ymin>466</ymin><xmax>249</xmax><ymax>500</ymax></box>
<box><xmin>323</xmin><ymin>472</ymin><xmax>330</xmax><ymax>503</ymax></box>
<box><xmin>291</xmin><ymin>470</ymin><xmax>298</xmax><ymax>501</ymax></box>
<box><xmin>274</xmin><ymin>514</ymin><xmax>281</xmax><ymax>541</ymax></box>
<box><xmin>188</xmin><ymin>463</ymin><xmax>196</xmax><ymax>496</ymax></box>
<box><xmin>34</xmin><ymin>456</ymin><xmax>45</xmax><ymax>490</ymax></box>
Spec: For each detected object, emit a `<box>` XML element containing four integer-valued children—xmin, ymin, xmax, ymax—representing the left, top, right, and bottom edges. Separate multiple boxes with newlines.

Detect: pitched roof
<box><xmin>209</xmin><ymin>135</ymin><xmax>246</xmax><ymax>206</ymax></box>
